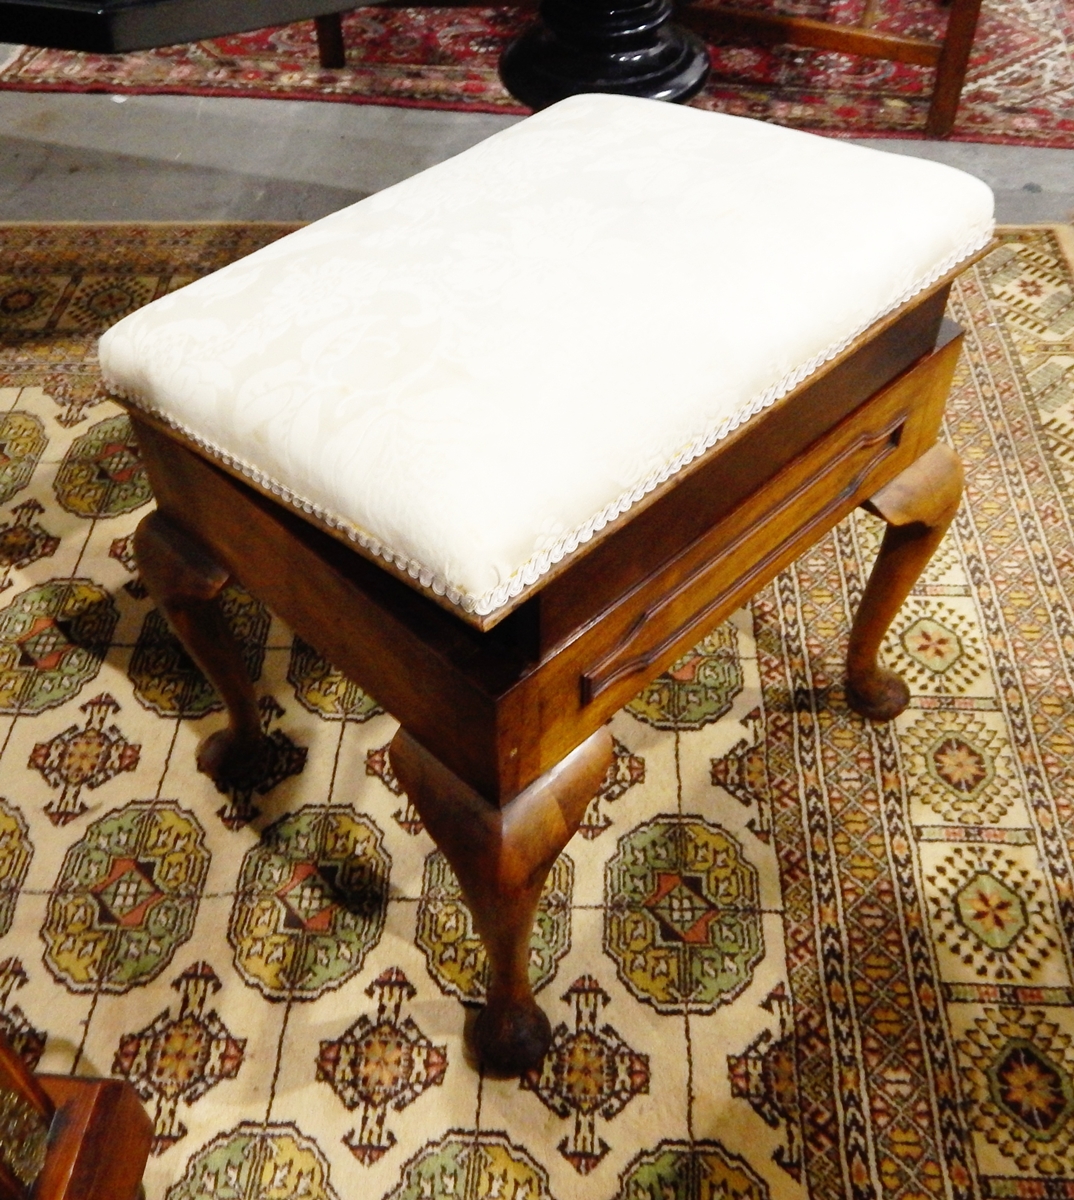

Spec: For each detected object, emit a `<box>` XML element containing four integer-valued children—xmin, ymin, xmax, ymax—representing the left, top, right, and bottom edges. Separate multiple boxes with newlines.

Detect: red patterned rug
<box><xmin>1</xmin><ymin>0</ymin><xmax>1073</xmax><ymax>144</ymax></box>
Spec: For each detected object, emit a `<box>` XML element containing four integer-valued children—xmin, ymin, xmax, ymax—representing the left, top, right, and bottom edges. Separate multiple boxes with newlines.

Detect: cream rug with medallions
<box><xmin>0</xmin><ymin>223</ymin><xmax>1072</xmax><ymax>1200</ymax></box>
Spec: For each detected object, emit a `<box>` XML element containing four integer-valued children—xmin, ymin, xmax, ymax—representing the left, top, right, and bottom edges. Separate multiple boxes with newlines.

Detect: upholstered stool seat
<box><xmin>100</xmin><ymin>94</ymin><xmax>991</xmax><ymax>621</ymax></box>
<box><xmin>99</xmin><ymin>94</ymin><xmax>992</xmax><ymax>1076</ymax></box>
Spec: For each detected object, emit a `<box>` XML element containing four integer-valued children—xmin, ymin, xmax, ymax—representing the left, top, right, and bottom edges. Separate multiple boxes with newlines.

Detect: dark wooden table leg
<box><xmin>314</xmin><ymin>12</ymin><xmax>346</xmax><ymax>68</ymax></box>
<box><xmin>391</xmin><ymin>726</ymin><xmax>613</xmax><ymax>1076</ymax></box>
<box><xmin>845</xmin><ymin>441</ymin><xmax>964</xmax><ymax>720</ymax></box>
<box><xmin>134</xmin><ymin>510</ymin><xmax>269</xmax><ymax>780</ymax></box>
<box><xmin>499</xmin><ymin>0</ymin><xmax>709</xmax><ymax>109</ymax></box>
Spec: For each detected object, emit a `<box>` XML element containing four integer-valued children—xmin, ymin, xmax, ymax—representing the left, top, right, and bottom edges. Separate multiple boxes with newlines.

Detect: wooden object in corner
<box><xmin>0</xmin><ymin>1029</ymin><xmax>150</xmax><ymax>1200</ymax></box>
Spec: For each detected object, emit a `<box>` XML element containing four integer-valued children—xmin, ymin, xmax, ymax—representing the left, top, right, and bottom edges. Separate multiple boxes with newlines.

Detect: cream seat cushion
<box><xmin>99</xmin><ymin>93</ymin><xmax>993</xmax><ymax>619</ymax></box>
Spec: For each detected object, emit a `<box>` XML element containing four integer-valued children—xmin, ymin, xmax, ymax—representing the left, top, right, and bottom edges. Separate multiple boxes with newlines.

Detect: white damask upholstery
<box><xmin>99</xmin><ymin>93</ymin><xmax>993</xmax><ymax>618</ymax></box>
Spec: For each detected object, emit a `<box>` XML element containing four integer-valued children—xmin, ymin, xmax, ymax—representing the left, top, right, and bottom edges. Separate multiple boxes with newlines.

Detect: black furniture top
<box><xmin>0</xmin><ymin>0</ymin><xmax>347</xmax><ymax>53</ymax></box>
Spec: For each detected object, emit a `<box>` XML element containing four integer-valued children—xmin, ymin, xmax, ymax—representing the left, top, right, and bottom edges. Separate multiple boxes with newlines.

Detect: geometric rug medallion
<box><xmin>0</xmin><ymin>221</ymin><xmax>1072</xmax><ymax>1199</ymax></box>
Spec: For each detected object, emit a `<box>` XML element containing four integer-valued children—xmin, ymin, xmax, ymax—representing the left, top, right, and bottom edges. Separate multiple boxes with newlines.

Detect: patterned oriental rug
<box><xmin>1</xmin><ymin>0</ymin><xmax>1073</xmax><ymax>144</ymax></box>
<box><xmin>0</xmin><ymin>221</ymin><xmax>1072</xmax><ymax>1200</ymax></box>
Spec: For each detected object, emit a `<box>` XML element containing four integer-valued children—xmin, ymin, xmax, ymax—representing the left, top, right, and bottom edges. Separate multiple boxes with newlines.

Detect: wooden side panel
<box><xmin>131</xmin><ymin>418</ymin><xmax>522</xmax><ymax>799</ymax></box>
<box><xmin>0</xmin><ymin>1031</ymin><xmax>53</xmax><ymax>1200</ymax></box>
<box><xmin>513</xmin><ymin>326</ymin><xmax>963</xmax><ymax>781</ymax></box>
<box><xmin>126</xmin><ymin>319</ymin><xmax>962</xmax><ymax>804</ymax></box>
<box><xmin>536</xmin><ymin>286</ymin><xmax>951</xmax><ymax>649</ymax></box>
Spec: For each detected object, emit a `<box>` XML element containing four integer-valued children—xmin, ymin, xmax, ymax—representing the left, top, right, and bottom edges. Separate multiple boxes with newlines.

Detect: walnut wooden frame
<box><xmin>126</xmin><ymin>266</ymin><xmax>973</xmax><ymax>1076</ymax></box>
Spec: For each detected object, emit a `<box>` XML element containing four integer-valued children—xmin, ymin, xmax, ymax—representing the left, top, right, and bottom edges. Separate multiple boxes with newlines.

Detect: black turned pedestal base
<box><xmin>499</xmin><ymin>0</ymin><xmax>709</xmax><ymax>109</ymax></box>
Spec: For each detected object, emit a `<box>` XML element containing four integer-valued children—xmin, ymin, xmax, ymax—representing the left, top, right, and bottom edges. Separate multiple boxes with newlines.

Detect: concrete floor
<box><xmin>0</xmin><ymin>48</ymin><xmax>1071</xmax><ymax>222</ymax></box>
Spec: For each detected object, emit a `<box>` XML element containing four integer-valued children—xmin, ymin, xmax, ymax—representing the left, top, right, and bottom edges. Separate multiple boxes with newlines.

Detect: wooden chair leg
<box><xmin>925</xmin><ymin>0</ymin><xmax>982</xmax><ymax>137</ymax></box>
<box><xmin>314</xmin><ymin>13</ymin><xmax>346</xmax><ymax>68</ymax></box>
<box><xmin>390</xmin><ymin>726</ymin><xmax>613</xmax><ymax>1077</ymax></box>
<box><xmin>845</xmin><ymin>442</ymin><xmax>964</xmax><ymax>720</ymax></box>
<box><xmin>133</xmin><ymin>510</ymin><xmax>268</xmax><ymax>781</ymax></box>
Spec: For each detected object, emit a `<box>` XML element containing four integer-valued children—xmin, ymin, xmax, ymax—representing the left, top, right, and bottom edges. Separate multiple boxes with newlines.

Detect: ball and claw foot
<box><xmin>196</xmin><ymin>727</ymin><xmax>271</xmax><ymax>784</ymax></box>
<box><xmin>472</xmin><ymin>1001</ymin><xmax>552</xmax><ymax>1078</ymax></box>
<box><xmin>389</xmin><ymin>725</ymin><xmax>614</xmax><ymax>1079</ymax></box>
<box><xmin>845</xmin><ymin>666</ymin><xmax>910</xmax><ymax>722</ymax></box>
<box><xmin>135</xmin><ymin>509</ymin><xmax>270</xmax><ymax>785</ymax></box>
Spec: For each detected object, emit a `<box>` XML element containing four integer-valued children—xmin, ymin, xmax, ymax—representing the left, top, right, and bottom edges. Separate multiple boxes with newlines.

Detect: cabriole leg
<box><xmin>133</xmin><ymin>510</ymin><xmax>268</xmax><ymax>781</ymax></box>
<box><xmin>390</xmin><ymin>726</ymin><xmax>613</xmax><ymax>1076</ymax></box>
<box><xmin>846</xmin><ymin>442</ymin><xmax>964</xmax><ymax>720</ymax></box>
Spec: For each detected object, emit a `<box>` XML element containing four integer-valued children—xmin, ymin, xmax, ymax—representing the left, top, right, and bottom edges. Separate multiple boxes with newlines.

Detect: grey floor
<box><xmin>0</xmin><ymin>44</ymin><xmax>1071</xmax><ymax>222</ymax></box>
